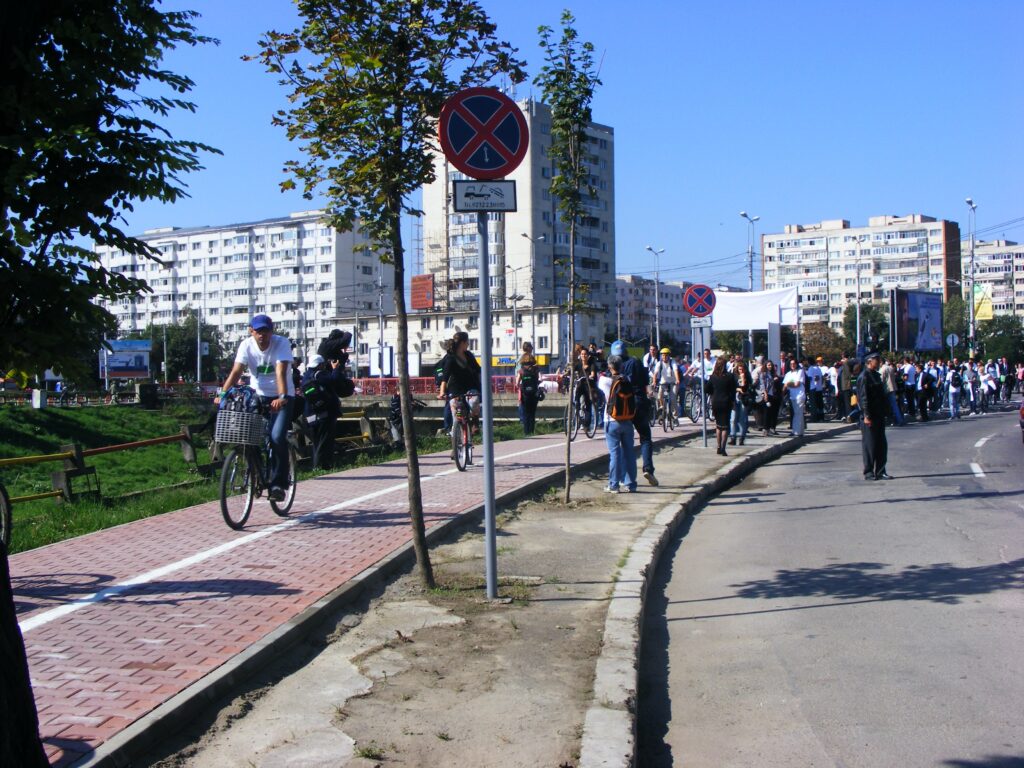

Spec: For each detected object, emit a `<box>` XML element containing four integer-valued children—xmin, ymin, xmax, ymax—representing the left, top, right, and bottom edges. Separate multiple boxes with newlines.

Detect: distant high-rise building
<box><xmin>420</xmin><ymin>98</ymin><xmax>615</xmax><ymax>353</ymax></box>
<box><xmin>963</xmin><ymin>239</ymin><xmax>1024</xmax><ymax>319</ymax></box>
<box><xmin>94</xmin><ymin>210</ymin><xmax>394</xmax><ymax>359</ymax></box>
<box><xmin>762</xmin><ymin>214</ymin><xmax>961</xmax><ymax>330</ymax></box>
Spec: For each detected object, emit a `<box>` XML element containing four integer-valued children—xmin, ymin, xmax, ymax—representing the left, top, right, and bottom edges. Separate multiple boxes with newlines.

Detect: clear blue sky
<box><xmin>131</xmin><ymin>0</ymin><xmax>1023</xmax><ymax>289</ymax></box>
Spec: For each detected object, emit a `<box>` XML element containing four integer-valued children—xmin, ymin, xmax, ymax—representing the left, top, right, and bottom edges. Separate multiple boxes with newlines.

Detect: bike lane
<box><xmin>11</xmin><ymin>427</ymin><xmax>692</xmax><ymax>766</ymax></box>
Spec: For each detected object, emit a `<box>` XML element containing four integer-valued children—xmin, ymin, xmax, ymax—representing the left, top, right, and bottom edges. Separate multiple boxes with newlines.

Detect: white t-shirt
<box><xmin>807</xmin><ymin>364</ymin><xmax>823</xmax><ymax>391</ymax></box>
<box><xmin>654</xmin><ymin>359</ymin><xmax>677</xmax><ymax>385</ymax></box>
<box><xmin>783</xmin><ymin>369</ymin><xmax>806</xmax><ymax>398</ymax></box>
<box><xmin>234</xmin><ymin>335</ymin><xmax>294</xmax><ymax>398</ymax></box>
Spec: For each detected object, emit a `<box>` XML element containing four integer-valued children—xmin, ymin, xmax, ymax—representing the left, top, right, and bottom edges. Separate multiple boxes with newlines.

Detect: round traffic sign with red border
<box><xmin>438</xmin><ymin>87</ymin><xmax>529</xmax><ymax>180</ymax></box>
<box><xmin>684</xmin><ymin>284</ymin><xmax>717</xmax><ymax>317</ymax></box>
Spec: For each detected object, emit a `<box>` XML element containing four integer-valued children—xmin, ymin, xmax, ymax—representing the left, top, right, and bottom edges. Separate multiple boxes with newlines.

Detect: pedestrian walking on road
<box><xmin>516</xmin><ymin>350</ymin><xmax>541</xmax><ymax>435</ymax></box>
<box><xmin>857</xmin><ymin>352</ymin><xmax>890</xmax><ymax>481</ymax></box>
<box><xmin>599</xmin><ymin>355</ymin><xmax>637</xmax><ymax>493</ymax></box>
<box><xmin>614</xmin><ymin>339</ymin><xmax>659</xmax><ymax>486</ymax></box>
<box><xmin>705</xmin><ymin>357</ymin><xmax>737</xmax><ymax>455</ymax></box>
<box><xmin>757</xmin><ymin>360</ymin><xmax>782</xmax><ymax>435</ymax></box>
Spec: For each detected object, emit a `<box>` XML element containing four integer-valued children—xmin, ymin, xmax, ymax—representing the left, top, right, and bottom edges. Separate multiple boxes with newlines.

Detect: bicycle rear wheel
<box><xmin>689</xmin><ymin>391</ymin><xmax>702</xmax><ymax>423</ymax></box>
<box><xmin>270</xmin><ymin>445</ymin><xmax>298</xmax><ymax>516</ymax></box>
<box><xmin>220</xmin><ymin>447</ymin><xmax>256</xmax><ymax>530</ymax></box>
<box><xmin>0</xmin><ymin>483</ymin><xmax>11</xmax><ymax>550</ymax></box>
<box><xmin>453</xmin><ymin>420</ymin><xmax>468</xmax><ymax>471</ymax></box>
<box><xmin>564</xmin><ymin>400</ymin><xmax>580</xmax><ymax>441</ymax></box>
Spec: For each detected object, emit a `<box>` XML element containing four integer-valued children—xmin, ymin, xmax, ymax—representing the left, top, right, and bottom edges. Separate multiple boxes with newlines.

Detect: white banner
<box><xmin>710</xmin><ymin>286</ymin><xmax>798</xmax><ymax>330</ymax></box>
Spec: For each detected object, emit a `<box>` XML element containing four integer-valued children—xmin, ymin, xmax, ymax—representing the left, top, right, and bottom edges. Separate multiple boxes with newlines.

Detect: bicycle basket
<box><xmin>215</xmin><ymin>410</ymin><xmax>267</xmax><ymax>446</ymax></box>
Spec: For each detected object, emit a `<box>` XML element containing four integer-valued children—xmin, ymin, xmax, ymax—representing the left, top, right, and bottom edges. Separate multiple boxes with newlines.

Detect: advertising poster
<box><xmin>891</xmin><ymin>289</ymin><xmax>943</xmax><ymax>352</ymax></box>
<box><xmin>99</xmin><ymin>340</ymin><xmax>151</xmax><ymax>379</ymax></box>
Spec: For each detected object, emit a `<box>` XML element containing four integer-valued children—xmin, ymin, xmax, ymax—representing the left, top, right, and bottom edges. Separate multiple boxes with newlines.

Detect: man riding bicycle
<box><xmin>216</xmin><ymin>314</ymin><xmax>293</xmax><ymax>501</ymax></box>
<box><xmin>652</xmin><ymin>348</ymin><xmax>680</xmax><ymax>425</ymax></box>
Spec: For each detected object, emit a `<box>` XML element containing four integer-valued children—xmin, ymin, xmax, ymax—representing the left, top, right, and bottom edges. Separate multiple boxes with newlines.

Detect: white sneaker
<box><xmin>604</xmin><ymin>486</ymin><xmax>621</xmax><ymax>494</ymax></box>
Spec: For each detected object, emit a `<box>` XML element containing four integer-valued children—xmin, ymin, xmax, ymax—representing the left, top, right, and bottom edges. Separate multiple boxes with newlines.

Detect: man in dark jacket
<box><xmin>857</xmin><ymin>352</ymin><xmax>890</xmax><ymax>481</ymax></box>
<box><xmin>914</xmin><ymin>361</ymin><xmax>935</xmax><ymax>421</ymax></box>
<box><xmin>301</xmin><ymin>354</ymin><xmax>355</xmax><ymax>469</ymax></box>
<box><xmin>613</xmin><ymin>339</ymin><xmax>657</xmax><ymax>487</ymax></box>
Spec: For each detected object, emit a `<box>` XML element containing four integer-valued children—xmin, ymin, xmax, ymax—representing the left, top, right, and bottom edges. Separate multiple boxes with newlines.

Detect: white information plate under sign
<box><xmin>452</xmin><ymin>180</ymin><xmax>517</xmax><ymax>212</ymax></box>
<box><xmin>691</xmin><ymin>316</ymin><xmax>713</xmax><ymax>328</ymax></box>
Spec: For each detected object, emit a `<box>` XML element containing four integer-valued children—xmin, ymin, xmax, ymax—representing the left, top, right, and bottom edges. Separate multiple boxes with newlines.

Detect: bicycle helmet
<box><xmin>660</xmin><ymin>347</ymin><xmax>671</xmax><ymax>354</ymax></box>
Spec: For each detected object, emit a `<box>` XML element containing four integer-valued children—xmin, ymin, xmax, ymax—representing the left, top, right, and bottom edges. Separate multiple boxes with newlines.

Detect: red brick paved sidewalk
<box><xmin>11</xmin><ymin>427</ymin><xmax>692</xmax><ymax>766</ymax></box>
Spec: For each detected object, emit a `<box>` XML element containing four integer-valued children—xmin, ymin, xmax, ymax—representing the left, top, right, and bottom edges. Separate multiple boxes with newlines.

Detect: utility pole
<box><xmin>616</xmin><ymin>303</ymin><xmax>621</xmax><ymax>340</ymax></box>
<box><xmin>966</xmin><ymin>197</ymin><xmax>977</xmax><ymax>360</ymax></box>
<box><xmin>646</xmin><ymin>245</ymin><xmax>665</xmax><ymax>348</ymax></box>
<box><xmin>740</xmin><ymin>211</ymin><xmax>760</xmax><ymax>356</ymax></box>
<box><xmin>378</xmin><ymin>267</ymin><xmax>385</xmax><ymax>384</ymax></box>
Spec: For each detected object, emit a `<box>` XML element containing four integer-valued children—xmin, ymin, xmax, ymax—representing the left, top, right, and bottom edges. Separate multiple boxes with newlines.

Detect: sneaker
<box><xmin>268</xmin><ymin>486</ymin><xmax>286</xmax><ymax>501</ymax></box>
<box><xmin>875</xmin><ymin>472</ymin><xmax>894</xmax><ymax>480</ymax></box>
<box><xmin>644</xmin><ymin>470</ymin><xmax>659</xmax><ymax>487</ymax></box>
<box><xmin>604</xmin><ymin>486</ymin><xmax>620</xmax><ymax>494</ymax></box>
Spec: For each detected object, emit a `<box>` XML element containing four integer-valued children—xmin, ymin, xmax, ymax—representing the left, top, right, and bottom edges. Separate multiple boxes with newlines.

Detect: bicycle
<box><xmin>688</xmin><ymin>382</ymin><xmax>709</xmax><ymax>423</ymax></box>
<box><xmin>449</xmin><ymin>391</ymin><xmax>479</xmax><ymax>471</ymax></box>
<box><xmin>215</xmin><ymin>387</ymin><xmax>298</xmax><ymax>530</ymax></box>
<box><xmin>565</xmin><ymin>377</ymin><xmax>598</xmax><ymax>441</ymax></box>
<box><xmin>655</xmin><ymin>383</ymin><xmax>675</xmax><ymax>432</ymax></box>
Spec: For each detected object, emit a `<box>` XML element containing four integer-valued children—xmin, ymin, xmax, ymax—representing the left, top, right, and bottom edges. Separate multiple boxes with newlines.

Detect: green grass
<box><xmin>1</xmin><ymin>405</ymin><xmax>565</xmax><ymax>554</ymax></box>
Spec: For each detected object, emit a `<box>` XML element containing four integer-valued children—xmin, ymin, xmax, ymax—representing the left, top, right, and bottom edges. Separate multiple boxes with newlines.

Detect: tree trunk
<box><xmin>563</xmin><ymin>216</ymin><xmax>577</xmax><ymax>504</ymax></box>
<box><xmin>0</xmin><ymin>545</ymin><xmax>49</xmax><ymax>766</ymax></box>
<box><xmin>389</xmin><ymin>197</ymin><xmax>434</xmax><ymax>589</ymax></box>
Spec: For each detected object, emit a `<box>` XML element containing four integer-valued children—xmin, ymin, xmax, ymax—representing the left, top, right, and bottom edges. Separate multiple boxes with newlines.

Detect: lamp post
<box><xmin>852</xmin><ymin>234</ymin><xmax>867</xmax><ymax>354</ymax></box>
<box><xmin>740</xmin><ymin>211</ymin><xmax>760</xmax><ymax>355</ymax></box>
<box><xmin>520</xmin><ymin>232</ymin><xmax>545</xmax><ymax>303</ymax></box>
<box><xmin>645</xmin><ymin>245</ymin><xmax>665</xmax><ymax>348</ymax></box>
<box><xmin>966</xmin><ymin>197</ymin><xmax>977</xmax><ymax>359</ymax></box>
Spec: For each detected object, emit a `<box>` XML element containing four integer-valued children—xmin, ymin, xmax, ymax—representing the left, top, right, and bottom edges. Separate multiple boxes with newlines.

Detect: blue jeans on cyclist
<box><xmin>605</xmin><ymin>419</ymin><xmax>636</xmax><ymax>491</ymax></box>
<box><xmin>260</xmin><ymin>396</ymin><xmax>292</xmax><ymax>491</ymax></box>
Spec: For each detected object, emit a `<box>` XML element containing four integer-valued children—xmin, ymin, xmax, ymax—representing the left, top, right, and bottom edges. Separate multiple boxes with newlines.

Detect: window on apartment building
<box><xmin>538</xmin><ymin>336</ymin><xmax>548</xmax><ymax>349</ymax></box>
<box><xmin>359</xmin><ymin>320</ymin><xmax>368</xmax><ymax>331</ymax></box>
<box><xmin>320</xmin><ymin>263</ymin><xmax>332</xmax><ymax>272</ymax></box>
<box><xmin>469</xmin><ymin>338</ymin><xmax>479</xmax><ymax>351</ymax></box>
<box><xmin>361</xmin><ymin>265</ymin><xmax>373</xmax><ymax>275</ymax></box>
<box><xmin>421</xmin><ymin>317</ymin><xmax>431</xmax><ymax>329</ymax></box>
<box><xmin>537</xmin><ymin>312</ymin><xmax>548</xmax><ymax>324</ymax></box>
<box><xmin>422</xmin><ymin>340</ymin><xmax>432</xmax><ymax>353</ymax></box>
<box><xmin>444</xmin><ymin>316</ymin><xmax>454</xmax><ymax>329</ymax></box>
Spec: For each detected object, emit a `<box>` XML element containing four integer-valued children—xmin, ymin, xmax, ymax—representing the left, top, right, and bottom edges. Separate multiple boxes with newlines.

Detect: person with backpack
<box><xmin>301</xmin><ymin>353</ymin><xmax>355</xmax><ymax>469</ymax></box>
<box><xmin>435</xmin><ymin>340</ymin><xmax>454</xmax><ymax>436</ymax></box>
<box><xmin>947</xmin><ymin>365</ymin><xmax>963</xmax><ymax>420</ymax></box>
<box><xmin>613</xmin><ymin>339</ymin><xmax>658</xmax><ymax>486</ymax></box>
<box><xmin>598</xmin><ymin>354</ymin><xmax>637</xmax><ymax>493</ymax></box>
<box><xmin>516</xmin><ymin>351</ymin><xmax>542</xmax><ymax>435</ymax></box>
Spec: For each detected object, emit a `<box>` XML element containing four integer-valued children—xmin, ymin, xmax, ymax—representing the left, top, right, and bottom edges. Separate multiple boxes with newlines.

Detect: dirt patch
<box><xmin>141</xmin><ymin>477</ymin><xmax>651</xmax><ymax>768</ymax></box>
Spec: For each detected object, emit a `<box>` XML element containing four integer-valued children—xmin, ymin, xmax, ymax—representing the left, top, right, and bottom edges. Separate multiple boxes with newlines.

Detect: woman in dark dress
<box><xmin>704</xmin><ymin>357</ymin><xmax>737</xmax><ymax>455</ymax></box>
<box><xmin>759</xmin><ymin>360</ymin><xmax>783</xmax><ymax>436</ymax></box>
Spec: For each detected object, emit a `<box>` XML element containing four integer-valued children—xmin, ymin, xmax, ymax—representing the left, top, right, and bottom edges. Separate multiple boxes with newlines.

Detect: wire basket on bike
<box><xmin>215</xmin><ymin>409</ymin><xmax>267</xmax><ymax>446</ymax></box>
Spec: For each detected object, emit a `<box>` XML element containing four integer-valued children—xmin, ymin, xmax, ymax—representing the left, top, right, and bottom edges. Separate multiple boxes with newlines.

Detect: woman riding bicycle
<box><xmin>438</xmin><ymin>330</ymin><xmax>482</xmax><ymax>423</ymax></box>
<box><xmin>216</xmin><ymin>314</ymin><xmax>293</xmax><ymax>501</ymax></box>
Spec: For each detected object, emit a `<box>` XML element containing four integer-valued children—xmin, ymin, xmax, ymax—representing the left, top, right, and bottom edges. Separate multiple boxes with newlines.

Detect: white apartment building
<box><xmin>614</xmin><ymin>276</ymin><xmax>692</xmax><ymax>348</ymax></box>
<box><xmin>962</xmin><ymin>239</ymin><xmax>1024</xmax><ymax>318</ymax></box>
<box><xmin>762</xmin><ymin>214</ymin><xmax>962</xmax><ymax>331</ymax></box>
<box><xmin>95</xmin><ymin>211</ymin><xmax>395</xmax><ymax>358</ymax></box>
<box><xmin>419</xmin><ymin>97</ymin><xmax>615</xmax><ymax>353</ymax></box>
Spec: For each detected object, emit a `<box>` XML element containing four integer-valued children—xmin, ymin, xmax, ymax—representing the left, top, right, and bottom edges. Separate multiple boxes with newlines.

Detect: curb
<box><xmin>73</xmin><ymin>428</ymin><xmax>696</xmax><ymax>768</ymax></box>
<box><xmin>578</xmin><ymin>422</ymin><xmax>858</xmax><ymax>768</ymax></box>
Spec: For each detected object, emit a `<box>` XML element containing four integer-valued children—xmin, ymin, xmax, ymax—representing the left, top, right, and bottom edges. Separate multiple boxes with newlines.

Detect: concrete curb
<box><xmin>74</xmin><ymin>428</ymin><xmax>696</xmax><ymax>768</ymax></box>
<box><xmin>578</xmin><ymin>423</ymin><xmax>858</xmax><ymax>768</ymax></box>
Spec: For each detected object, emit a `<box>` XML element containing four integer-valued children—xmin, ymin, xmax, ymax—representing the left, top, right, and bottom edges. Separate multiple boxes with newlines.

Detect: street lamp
<box><xmin>520</xmin><ymin>232</ymin><xmax>545</xmax><ymax>304</ymax></box>
<box><xmin>852</xmin><ymin>234</ymin><xmax>867</xmax><ymax>353</ymax></box>
<box><xmin>740</xmin><ymin>211</ymin><xmax>760</xmax><ymax>354</ymax></box>
<box><xmin>508</xmin><ymin>293</ymin><xmax>525</xmax><ymax>359</ymax></box>
<box><xmin>965</xmin><ymin>197</ymin><xmax>977</xmax><ymax>359</ymax></box>
<box><xmin>645</xmin><ymin>245</ymin><xmax>665</xmax><ymax>348</ymax></box>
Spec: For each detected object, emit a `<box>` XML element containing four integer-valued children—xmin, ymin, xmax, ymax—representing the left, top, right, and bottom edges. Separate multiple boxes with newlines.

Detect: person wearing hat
<box><xmin>301</xmin><ymin>353</ymin><xmax>354</xmax><ymax>469</ymax></box>
<box><xmin>217</xmin><ymin>314</ymin><xmax>295</xmax><ymax>500</ymax></box>
<box><xmin>856</xmin><ymin>351</ymin><xmax>891</xmax><ymax>481</ymax></box>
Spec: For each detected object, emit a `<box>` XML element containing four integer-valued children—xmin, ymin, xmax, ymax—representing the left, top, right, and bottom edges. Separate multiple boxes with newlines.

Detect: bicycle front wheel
<box><xmin>453</xmin><ymin>420</ymin><xmax>468</xmax><ymax>471</ymax></box>
<box><xmin>270</xmin><ymin>445</ymin><xmax>298</xmax><ymax>517</ymax></box>
<box><xmin>0</xmin><ymin>484</ymin><xmax>11</xmax><ymax>549</ymax></box>
<box><xmin>689</xmin><ymin>392</ymin><xmax>702</xmax><ymax>423</ymax></box>
<box><xmin>220</xmin><ymin>447</ymin><xmax>256</xmax><ymax>530</ymax></box>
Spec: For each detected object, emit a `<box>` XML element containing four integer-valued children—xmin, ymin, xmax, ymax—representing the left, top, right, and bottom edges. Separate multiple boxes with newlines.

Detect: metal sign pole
<box><xmin>477</xmin><ymin>210</ymin><xmax>498</xmax><ymax>600</ymax></box>
<box><xmin>700</xmin><ymin>330</ymin><xmax>708</xmax><ymax>448</ymax></box>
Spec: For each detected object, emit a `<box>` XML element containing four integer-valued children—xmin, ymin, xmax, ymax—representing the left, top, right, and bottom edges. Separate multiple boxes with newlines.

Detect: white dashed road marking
<box><xmin>974</xmin><ymin>434</ymin><xmax>995</xmax><ymax>448</ymax></box>
<box><xmin>969</xmin><ymin>462</ymin><xmax>986</xmax><ymax>478</ymax></box>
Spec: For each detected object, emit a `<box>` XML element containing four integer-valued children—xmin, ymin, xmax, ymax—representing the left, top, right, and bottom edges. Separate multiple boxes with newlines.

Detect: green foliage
<box><xmin>944</xmin><ymin>294</ymin><xmax>969</xmax><ymax>344</ymax></box>
<box><xmin>976</xmin><ymin>315</ymin><xmax>1024</xmax><ymax>362</ymax></box>
<box><xmin>0</xmin><ymin>3</ymin><xmax>220</xmax><ymax>382</ymax></box>
<box><xmin>841</xmin><ymin>303</ymin><xmax>889</xmax><ymax>352</ymax></box>
<box><xmin>800</xmin><ymin>322</ymin><xmax>846</xmax><ymax>363</ymax></box>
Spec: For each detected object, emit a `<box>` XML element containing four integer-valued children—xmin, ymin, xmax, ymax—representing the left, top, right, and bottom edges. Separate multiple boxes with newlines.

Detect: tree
<box><xmin>976</xmin><ymin>315</ymin><xmax>1024</xmax><ymax>363</ymax></box>
<box><xmin>125</xmin><ymin>315</ymin><xmax>228</xmax><ymax>384</ymax></box>
<box><xmin>800</xmin><ymin>322</ymin><xmax>846</xmax><ymax>364</ymax></box>
<box><xmin>0</xmin><ymin>3</ymin><xmax>219</xmax><ymax>384</ymax></box>
<box><xmin>842</xmin><ymin>303</ymin><xmax>889</xmax><ymax>354</ymax></box>
<box><xmin>252</xmin><ymin>0</ymin><xmax>524</xmax><ymax>588</ymax></box>
<box><xmin>0</xmin><ymin>5</ymin><xmax>217</xmax><ymax>760</ymax></box>
<box><xmin>944</xmin><ymin>294</ymin><xmax>969</xmax><ymax>354</ymax></box>
<box><xmin>535</xmin><ymin>10</ymin><xmax>602</xmax><ymax>503</ymax></box>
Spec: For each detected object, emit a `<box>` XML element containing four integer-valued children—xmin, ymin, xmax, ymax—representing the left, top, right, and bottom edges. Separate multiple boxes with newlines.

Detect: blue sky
<box><xmin>131</xmin><ymin>0</ymin><xmax>1023</xmax><ymax>288</ymax></box>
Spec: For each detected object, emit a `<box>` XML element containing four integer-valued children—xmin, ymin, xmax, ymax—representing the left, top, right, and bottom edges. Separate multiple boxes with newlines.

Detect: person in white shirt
<box><xmin>806</xmin><ymin>356</ymin><xmax>824</xmax><ymax>421</ymax></box>
<box><xmin>651</xmin><ymin>348</ymin><xmax>681</xmax><ymax>425</ymax></box>
<box><xmin>217</xmin><ymin>314</ymin><xmax>295</xmax><ymax>500</ymax></box>
<box><xmin>782</xmin><ymin>358</ymin><xmax>807</xmax><ymax>436</ymax></box>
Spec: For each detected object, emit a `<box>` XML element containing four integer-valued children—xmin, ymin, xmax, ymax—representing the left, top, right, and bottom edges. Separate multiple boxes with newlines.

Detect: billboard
<box><xmin>891</xmin><ymin>289</ymin><xmax>943</xmax><ymax>352</ymax></box>
<box><xmin>411</xmin><ymin>274</ymin><xmax>435</xmax><ymax>310</ymax></box>
<box><xmin>100</xmin><ymin>340</ymin><xmax>151</xmax><ymax>379</ymax></box>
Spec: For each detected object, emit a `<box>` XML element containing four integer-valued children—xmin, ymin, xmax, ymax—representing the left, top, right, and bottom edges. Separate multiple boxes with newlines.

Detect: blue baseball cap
<box><xmin>610</xmin><ymin>340</ymin><xmax>626</xmax><ymax>357</ymax></box>
<box><xmin>250</xmin><ymin>314</ymin><xmax>273</xmax><ymax>330</ymax></box>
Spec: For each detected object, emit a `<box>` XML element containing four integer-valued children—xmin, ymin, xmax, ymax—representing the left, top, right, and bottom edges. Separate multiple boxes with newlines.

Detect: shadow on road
<box><xmin>943</xmin><ymin>756</ymin><xmax>1024</xmax><ymax>768</ymax></box>
<box><xmin>731</xmin><ymin>558</ymin><xmax>1024</xmax><ymax>605</ymax></box>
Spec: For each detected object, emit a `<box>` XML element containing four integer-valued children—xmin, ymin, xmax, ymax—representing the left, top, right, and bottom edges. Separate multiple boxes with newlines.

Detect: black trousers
<box><xmin>861</xmin><ymin>418</ymin><xmax>887</xmax><ymax>477</ymax></box>
<box><xmin>310</xmin><ymin>413</ymin><xmax>337</xmax><ymax>469</ymax></box>
<box><xmin>916</xmin><ymin>392</ymin><xmax>931</xmax><ymax>420</ymax></box>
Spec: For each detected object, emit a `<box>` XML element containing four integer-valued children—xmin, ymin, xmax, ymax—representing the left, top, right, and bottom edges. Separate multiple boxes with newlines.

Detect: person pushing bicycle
<box><xmin>216</xmin><ymin>314</ymin><xmax>294</xmax><ymax>501</ymax></box>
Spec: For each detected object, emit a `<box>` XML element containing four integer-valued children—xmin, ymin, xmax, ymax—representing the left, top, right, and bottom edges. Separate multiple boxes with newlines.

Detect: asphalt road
<box><xmin>637</xmin><ymin>408</ymin><xmax>1024</xmax><ymax>768</ymax></box>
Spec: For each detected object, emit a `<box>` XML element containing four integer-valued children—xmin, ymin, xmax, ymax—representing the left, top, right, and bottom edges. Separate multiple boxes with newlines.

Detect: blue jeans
<box><xmin>260</xmin><ymin>396</ymin><xmax>292</xmax><ymax>489</ymax></box>
<box><xmin>605</xmin><ymin>419</ymin><xmax>637</xmax><ymax>490</ymax></box>
<box><xmin>887</xmin><ymin>392</ymin><xmax>904</xmax><ymax>425</ymax></box>
<box><xmin>948</xmin><ymin>388</ymin><xmax>961</xmax><ymax>419</ymax></box>
<box><xmin>730</xmin><ymin>401</ymin><xmax>749</xmax><ymax>438</ymax></box>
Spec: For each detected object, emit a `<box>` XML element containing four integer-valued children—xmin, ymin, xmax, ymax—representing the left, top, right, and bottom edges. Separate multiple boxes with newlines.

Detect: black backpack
<box><xmin>950</xmin><ymin>370</ymin><xmax>962</xmax><ymax>388</ymax></box>
<box><xmin>302</xmin><ymin>378</ymin><xmax>334</xmax><ymax>414</ymax></box>
<box><xmin>520</xmin><ymin>366</ymin><xmax>539</xmax><ymax>395</ymax></box>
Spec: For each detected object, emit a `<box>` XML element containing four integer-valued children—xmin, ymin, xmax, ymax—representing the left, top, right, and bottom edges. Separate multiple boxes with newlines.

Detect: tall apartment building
<box><xmin>762</xmin><ymin>214</ymin><xmax>961</xmax><ymax>331</ymax></box>
<box><xmin>614</xmin><ymin>276</ymin><xmax>692</xmax><ymax>347</ymax></box>
<box><xmin>95</xmin><ymin>210</ymin><xmax>395</xmax><ymax>359</ymax></box>
<box><xmin>419</xmin><ymin>97</ymin><xmax>616</xmax><ymax>360</ymax></box>
<box><xmin>962</xmin><ymin>239</ymin><xmax>1024</xmax><ymax>318</ymax></box>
